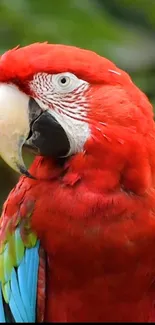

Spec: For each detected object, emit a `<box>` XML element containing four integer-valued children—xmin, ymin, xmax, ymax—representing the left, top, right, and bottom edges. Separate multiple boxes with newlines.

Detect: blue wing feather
<box><xmin>30</xmin><ymin>243</ymin><xmax>40</xmax><ymax>321</ymax></box>
<box><xmin>9</xmin><ymin>293</ymin><xmax>24</xmax><ymax>322</ymax></box>
<box><xmin>0</xmin><ymin>285</ymin><xmax>6</xmax><ymax>322</ymax></box>
<box><xmin>0</xmin><ymin>240</ymin><xmax>40</xmax><ymax>322</ymax></box>
<box><xmin>17</xmin><ymin>258</ymin><xmax>32</xmax><ymax>322</ymax></box>
<box><xmin>10</xmin><ymin>268</ymin><xmax>28</xmax><ymax>321</ymax></box>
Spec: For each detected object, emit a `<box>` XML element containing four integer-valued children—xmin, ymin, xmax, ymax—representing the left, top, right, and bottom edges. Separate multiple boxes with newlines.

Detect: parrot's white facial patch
<box><xmin>29</xmin><ymin>72</ymin><xmax>90</xmax><ymax>155</ymax></box>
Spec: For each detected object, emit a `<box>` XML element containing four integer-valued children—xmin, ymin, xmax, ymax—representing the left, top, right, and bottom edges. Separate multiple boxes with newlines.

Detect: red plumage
<box><xmin>1</xmin><ymin>43</ymin><xmax>155</xmax><ymax>321</ymax></box>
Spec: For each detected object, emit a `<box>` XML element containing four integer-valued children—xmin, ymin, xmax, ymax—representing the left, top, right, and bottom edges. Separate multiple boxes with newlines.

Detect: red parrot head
<box><xmin>0</xmin><ymin>42</ymin><xmax>153</xmax><ymax>178</ymax></box>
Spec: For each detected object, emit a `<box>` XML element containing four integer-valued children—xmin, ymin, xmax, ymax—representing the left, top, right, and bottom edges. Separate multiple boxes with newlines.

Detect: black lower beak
<box><xmin>25</xmin><ymin>98</ymin><xmax>70</xmax><ymax>158</ymax></box>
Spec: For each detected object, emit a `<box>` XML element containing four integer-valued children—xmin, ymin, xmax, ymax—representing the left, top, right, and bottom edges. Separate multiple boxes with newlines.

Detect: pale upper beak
<box><xmin>0</xmin><ymin>82</ymin><xmax>70</xmax><ymax>177</ymax></box>
<box><xmin>0</xmin><ymin>83</ymin><xmax>31</xmax><ymax>175</ymax></box>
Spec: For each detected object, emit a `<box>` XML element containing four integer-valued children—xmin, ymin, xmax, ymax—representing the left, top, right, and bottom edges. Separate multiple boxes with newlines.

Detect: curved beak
<box><xmin>0</xmin><ymin>83</ymin><xmax>32</xmax><ymax>176</ymax></box>
<box><xmin>0</xmin><ymin>83</ymin><xmax>70</xmax><ymax>178</ymax></box>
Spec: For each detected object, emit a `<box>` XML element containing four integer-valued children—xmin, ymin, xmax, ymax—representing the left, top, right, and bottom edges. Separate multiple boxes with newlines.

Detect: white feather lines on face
<box><xmin>29</xmin><ymin>72</ymin><xmax>90</xmax><ymax>155</ymax></box>
<box><xmin>29</xmin><ymin>72</ymin><xmax>89</xmax><ymax>120</ymax></box>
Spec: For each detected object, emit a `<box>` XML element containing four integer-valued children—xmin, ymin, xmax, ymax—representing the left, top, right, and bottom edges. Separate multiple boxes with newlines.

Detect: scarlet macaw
<box><xmin>0</xmin><ymin>43</ymin><xmax>155</xmax><ymax>322</ymax></box>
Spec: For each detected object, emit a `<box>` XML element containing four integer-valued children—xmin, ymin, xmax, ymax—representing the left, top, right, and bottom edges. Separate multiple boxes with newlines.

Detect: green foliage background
<box><xmin>0</xmin><ymin>0</ymin><xmax>155</xmax><ymax>209</ymax></box>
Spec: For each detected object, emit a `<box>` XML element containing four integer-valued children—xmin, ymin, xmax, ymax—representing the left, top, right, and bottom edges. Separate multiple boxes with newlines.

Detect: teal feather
<box><xmin>30</xmin><ymin>242</ymin><xmax>39</xmax><ymax>321</ymax></box>
<box><xmin>18</xmin><ymin>256</ymin><xmax>32</xmax><ymax>322</ymax></box>
<box><xmin>0</xmin><ymin>284</ymin><xmax>6</xmax><ymax>322</ymax></box>
<box><xmin>10</xmin><ymin>268</ymin><xmax>28</xmax><ymax>321</ymax></box>
<box><xmin>9</xmin><ymin>294</ymin><xmax>23</xmax><ymax>323</ymax></box>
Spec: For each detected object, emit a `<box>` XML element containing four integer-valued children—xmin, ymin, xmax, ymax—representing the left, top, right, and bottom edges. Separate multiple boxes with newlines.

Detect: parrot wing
<box><xmin>0</xmin><ymin>193</ymin><xmax>46</xmax><ymax>323</ymax></box>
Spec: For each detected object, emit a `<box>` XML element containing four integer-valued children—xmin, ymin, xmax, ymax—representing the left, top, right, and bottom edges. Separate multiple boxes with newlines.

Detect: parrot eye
<box><xmin>59</xmin><ymin>76</ymin><xmax>69</xmax><ymax>85</ymax></box>
<box><xmin>52</xmin><ymin>72</ymin><xmax>83</xmax><ymax>93</ymax></box>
